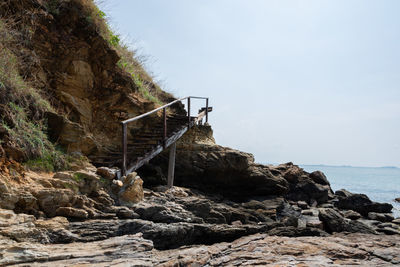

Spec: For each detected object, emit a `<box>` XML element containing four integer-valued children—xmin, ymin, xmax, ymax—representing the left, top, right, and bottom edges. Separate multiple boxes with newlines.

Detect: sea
<box><xmin>301</xmin><ymin>165</ymin><xmax>400</xmax><ymax>218</ymax></box>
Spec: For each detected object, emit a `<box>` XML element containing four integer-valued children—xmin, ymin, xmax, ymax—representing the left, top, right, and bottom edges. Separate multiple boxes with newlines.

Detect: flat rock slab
<box><xmin>2</xmin><ymin>233</ymin><xmax>400</xmax><ymax>266</ymax></box>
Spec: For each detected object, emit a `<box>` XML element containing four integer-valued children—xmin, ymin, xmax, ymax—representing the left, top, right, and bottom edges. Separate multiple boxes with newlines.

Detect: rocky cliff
<box><xmin>0</xmin><ymin>0</ymin><xmax>179</xmax><ymax>164</ymax></box>
<box><xmin>1</xmin><ymin>124</ymin><xmax>399</xmax><ymax>265</ymax></box>
<box><xmin>1</xmin><ymin>1</ymin><xmax>399</xmax><ymax>266</ymax></box>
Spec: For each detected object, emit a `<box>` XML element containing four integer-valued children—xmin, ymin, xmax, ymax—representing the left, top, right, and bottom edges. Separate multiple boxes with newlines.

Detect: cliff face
<box><xmin>0</xmin><ymin>0</ymin><xmax>178</xmax><ymax>164</ymax></box>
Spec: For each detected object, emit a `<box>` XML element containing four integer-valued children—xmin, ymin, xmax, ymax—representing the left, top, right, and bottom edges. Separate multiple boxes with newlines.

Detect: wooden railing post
<box><xmin>206</xmin><ymin>98</ymin><xmax>209</xmax><ymax>123</ymax></box>
<box><xmin>163</xmin><ymin>107</ymin><xmax>167</xmax><ymax>148</ymax></box>
<box><xmin>167</xmin><ymin>142</ymin><xmax>176</xmax><ymax>188</ymax></box>
<box><xmin>187</xmin><ymin>97</ymin><xmax>191</xmax><ymax>127</ymax></box>
<box><xmin>122</xmin><ymin>123</ymin><xmax>127</xmax><ymax>177</ymax></box>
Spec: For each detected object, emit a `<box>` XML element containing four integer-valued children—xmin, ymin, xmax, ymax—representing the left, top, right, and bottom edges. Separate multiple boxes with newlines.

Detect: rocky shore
<box><xmin>1</xmin><ymin>126</ymin><xmax>399</xmax><ymax>266</ymax></box>
<box><xmin>2</xmin><ymin>231</ymin><xmax>400</xmax><ymax>266</ymax></box>
<box><xmin>1</xmin><ymin>0</ymin><xmax>399</xmax><ymax>265</ymax></box>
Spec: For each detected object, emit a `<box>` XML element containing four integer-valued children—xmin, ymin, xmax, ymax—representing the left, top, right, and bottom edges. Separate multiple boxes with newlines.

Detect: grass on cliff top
<box><xmin>80</xmin><ymin>0</ymin><xmax>165</xmax><ymax>105</ymax></box>
<box><xmin>0</xmin><ymin>19</ymin><xmax>70</xmax><ymax>172</ymax></box>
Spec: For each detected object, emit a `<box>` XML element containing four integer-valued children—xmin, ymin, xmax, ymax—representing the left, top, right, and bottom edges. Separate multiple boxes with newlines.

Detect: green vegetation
<box><xmin>132</xmin><ymin>74</ymin><xmax>162</xmax><ymax>104</ymax></box>
<box><xmin>3</xmin><ymin>102</ymin><xmax>47</xmax><ymax>157</ymax></box>
<box><xmin>73</xmin><ymin>172</ymin><xmax>86</xmax><ymax>182</ymax></box>
<box><xmin>0</xmin><ymin>46</ymin><xmax>51</xmax><ymax>113</ymax></box>
<box><xmin>82</xmin><ymin>1</ymin><xmax>164</xmax><ymax>104</ymax></box>
<box><xmin>109</xmin><ymin>33</ymin><xmax>120</xmax><ymax>47</ymax></box>
<box><xmin>24</xmin><ymin>149</ymin><xmax>71</xmax><ymax>172</ymax></box>
<box><xmin>0</xmin><ymin>19</ymin><xmax>69</xmax><ymax>172</ymax></box>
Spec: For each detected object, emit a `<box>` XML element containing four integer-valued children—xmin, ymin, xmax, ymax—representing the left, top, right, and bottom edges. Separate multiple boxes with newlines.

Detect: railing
<box><xmin>121</xmin><ymin>96</ymin><xmax>209</xmax><ymax>176</ymax></box>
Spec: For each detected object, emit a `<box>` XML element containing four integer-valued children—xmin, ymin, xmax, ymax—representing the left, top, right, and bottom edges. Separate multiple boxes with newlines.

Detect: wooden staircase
<box><xmin>90</xmin><ymin>96</ymin><xmax>211</xmax><ymax>182</ymax></box>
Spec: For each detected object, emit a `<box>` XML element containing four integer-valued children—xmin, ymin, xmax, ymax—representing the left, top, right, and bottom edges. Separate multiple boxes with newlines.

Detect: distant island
<box><xmin>301</xmin><ymin>164</ymin><xmax>399</xmax><ymax>169</ymax></box>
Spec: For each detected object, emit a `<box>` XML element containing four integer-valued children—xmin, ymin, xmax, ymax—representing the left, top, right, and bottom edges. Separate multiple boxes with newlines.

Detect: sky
<box><xmin>98</xmin><ymin>0</ymin><xmax>400</xmax><ymax>168</ymax></box>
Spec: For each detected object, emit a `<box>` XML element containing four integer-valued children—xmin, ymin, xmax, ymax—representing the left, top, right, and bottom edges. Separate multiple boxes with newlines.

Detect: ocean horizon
<box><xmin>299</xmin><ymin>164</ymin><xmax>400</xmax><ymax>218</ymax></box>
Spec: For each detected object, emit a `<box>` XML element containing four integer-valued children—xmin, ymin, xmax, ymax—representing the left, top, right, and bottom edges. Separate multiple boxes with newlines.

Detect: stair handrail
<box><xmin>121</xmin><ymin>96</ymin><xmax>209</xmax><ymax>176</ymax></box>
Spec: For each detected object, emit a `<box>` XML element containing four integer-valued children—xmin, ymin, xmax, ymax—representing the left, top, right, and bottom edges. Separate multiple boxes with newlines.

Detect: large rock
<box><xmin>318</xmin><ymin>208</ymin><xmax>377</xmax><ymax>234</ymax></box>
<box><xmin>279</xmin><ymin>163</ymin><xmax>334</xmax><ymax>204</ymax></box>
<box><xmin>343</xmin><ymin>210</ymin><xmax>362</xmax><ymax>220</ymax></box>
<box><xmin>335</xmin><ymin>189</ymin><xmax>393</xmax><ymax>216</ymax></box>
<box><xmin>140</xmin><ymin>126</ymin><xmax>336</xmax><ymax>203</ymax></box>
<box><xmin>33</xmin><ymin>189</ymin><xmax>75</xmax><ymax>217</ymax></box>
<box><xmin>172</xmin><ymin>142</ymin><xmax>290</xmax><ymax>199</ymax></box>
<box><xmin>119</xmin><ymin>173</ymin><xmax>144</xmax><ymax>207</ymax></box>
<box><xmin>96</xmin><ymin>167</ymin><xmax>117</xmax><ymax>180</ymax></box>
<box><xmin>309</xmin><ymin>171</ymin><xmax>330</xmax><ymax>186</ymax></box>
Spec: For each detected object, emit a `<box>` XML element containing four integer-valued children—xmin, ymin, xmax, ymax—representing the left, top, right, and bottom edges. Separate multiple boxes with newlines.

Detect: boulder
<box><xmin>33</xmin><ymin>189</ymin><xmax>75</xmax><ymax>217</ymax></box>
<box><xmin>13</xmin><ymin>192</ymin><xmax>39</xmax><ymax>214</ymax></box>
<box><xmin>304</xmin><ymin>216</ymin><xmax>324</xmax><ymax>229</ymax></box>
<box><xmin>318</xmin><ymin>208</ymin><xmax>377</xmax><ymax>234</ymax></box>
<box><xmin>281</xmin><ymin>164</ymin><xmax>334</xmax><ymax>204</ymax></box>
<box><xmin>335</xmin><ymin>189</ymin><xmax>353</xmax><ymax>198</ymax></box>
<box><xmin>139</xmin><ymin>126</ymin><xmax>338</xmax><ymax>205</ymax></box>
<box><xmin>72</xmin><ymin>171</ymin><xmax>101</xmax><ymax>195</ymax></box>
<box><xmin>139</xmin><ymin>138</ymin><xmax>289</xmax><ymax>199</ymax></box>
<box><xmin>395</xmin><ymin>197</ymin><xmax>400</xmax><ymax>203</ymax></box>
<box><xmin>318</xmin><ymin>208</ymin><xmax>346</xmax><ymax>233</ymax></box>
<box><xmin>133</xmin><ymin>203</ymin><xmax>191</xmax><ymax>223</ymax></box>
<box><xmin>119</xmin><ymin>173</ymin><xmax>144</xmax><ymax>207</ymax></box>
<box><xmin>96</xmin><ymin>167</ymin><xmax>117</xmax><ymax>180</ymax></box>
<box><xmin>335</xmin><ymin>189</ymin><xmax>393</xmax><ymax>216</ymax></box>
<box><xmin>276</xmin><ymin>202</ymin><xmax>302</xmax><ymax>227</ymax></box>
<box><xmin>309</xmin><ymin>171</ymin><xmax>330</xmax><ymax>186</ymax></box>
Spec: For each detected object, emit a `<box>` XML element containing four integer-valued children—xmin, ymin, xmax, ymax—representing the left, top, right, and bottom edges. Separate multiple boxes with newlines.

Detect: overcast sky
<box><xmin>99</xmin><ymin>0</ymin><xmax>400</xmax><ymax>167</ymax></box>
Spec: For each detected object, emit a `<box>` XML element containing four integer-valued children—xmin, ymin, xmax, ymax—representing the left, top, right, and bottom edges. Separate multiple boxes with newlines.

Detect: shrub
<box><xmin>109</xmin><ymin>33</ymin><xmax>120</xmax><ymax>47</ymax></box>
<box><xmin>24</xmin><ymin>149</ymin><xmax>71</xmax><ymax>172</ymax></box>
<box><xmin>0</xmin><ymin>19</ymin><xmax>69</xmax><ymax>172</ymax></box>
